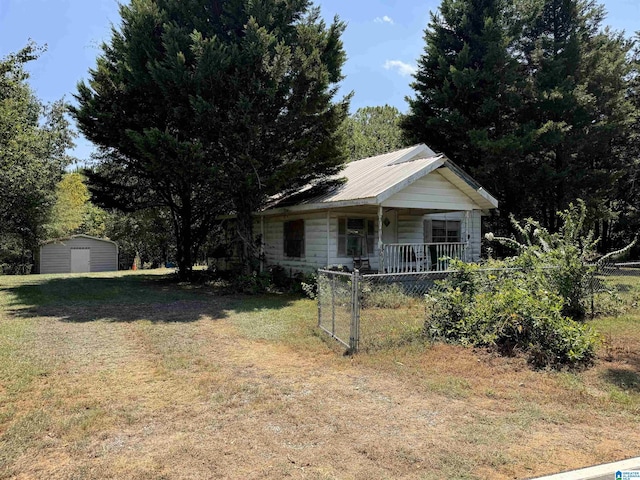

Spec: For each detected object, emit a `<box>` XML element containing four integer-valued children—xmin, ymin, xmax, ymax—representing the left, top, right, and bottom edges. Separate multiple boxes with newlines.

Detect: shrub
<box><xmin>425</xmin><ymin>261</ymin><xmax>599</xmax><ymax>369</ymax></box>
<box><xmin>487</xmin><ymin>200</ymin><xmax>636</xmax><ymax>319</ymax></box>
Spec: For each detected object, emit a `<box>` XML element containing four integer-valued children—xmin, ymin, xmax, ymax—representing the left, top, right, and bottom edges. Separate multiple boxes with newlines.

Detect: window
<box><xmin>283</xmin><ymin>219</ymin><xmax>305</xmax><ymax>258</ymax></box>
<box><xmin>338</xmin><ymin>218</ymin><xmax>375</xmax><ymax>256</ymax></box>
<box><xmin>431</xmin><ymin>220</ymin><xmax>461</xmax><ymax>243</ymax></box>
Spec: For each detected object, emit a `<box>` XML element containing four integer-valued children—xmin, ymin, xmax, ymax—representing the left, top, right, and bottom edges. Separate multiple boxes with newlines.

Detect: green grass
<box><xmin>1</xmin><ymin>269</ymin><xmax>640</xmax><ymax>480</ymax></box>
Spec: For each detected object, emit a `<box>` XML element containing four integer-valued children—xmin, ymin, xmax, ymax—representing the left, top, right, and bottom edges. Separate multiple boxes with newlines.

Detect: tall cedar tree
<box><xmin>402</xmin><ymin>0</ymin><xmax>527</xmax><ymax>233</ymax></box>
<box><xmin>72</xmin><ymin>0</ymin><xmax>349</xmax><ymax>279</ymax></box>
<box><xmin>0</xmin><ymin>44</ymin><xmax>74</xmax><ymax>268</ymax></box>
<box><xmin>518</xmin><ymin>0</ymin><xmax>635</xmax><ymax>242</ymax></box>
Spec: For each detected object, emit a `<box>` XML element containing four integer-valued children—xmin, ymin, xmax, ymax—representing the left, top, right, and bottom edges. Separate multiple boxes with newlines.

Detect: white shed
<box><xmin>39</xmin><ymin>235</ymin><xmax>119</xmax><ymax>274</ymax></box>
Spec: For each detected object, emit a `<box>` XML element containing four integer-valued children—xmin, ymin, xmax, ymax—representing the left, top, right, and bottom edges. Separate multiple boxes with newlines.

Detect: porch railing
<box><xmin>383</xmin><ymin>242</ymin><xmax>467</xmax><ymax>273</ymax></box>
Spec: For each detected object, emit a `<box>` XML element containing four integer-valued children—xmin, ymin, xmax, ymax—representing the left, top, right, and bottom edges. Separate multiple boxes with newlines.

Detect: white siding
<box><xmin>397</xmin><ymin>214</ymin><xmax>424</xmax><ymax>244</ymax></box>
<box><xmin>40</xmin><ymin>237</ymin><xmax>118</xmax><ymax>274</ymax></box>
<box><xmin>261</xmin><ymin>211</ymin><xmax>381</xmax><ymax>273</ymax></box>
<box><xmin>381</xmin><ymin>170</ymin><xmax>478</xmax><ymax>210</ymax></box>
<box><xmin>261</xmin><ymin>212</ymin><xmax>329</xmax><ymax>274</ymax></box>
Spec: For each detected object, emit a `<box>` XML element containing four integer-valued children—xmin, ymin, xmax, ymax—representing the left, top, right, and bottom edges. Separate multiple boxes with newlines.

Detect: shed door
<box><xmin>70</xmin><ymin>248</ymin><xmax>91</xmax><ymax>273</ymax></box>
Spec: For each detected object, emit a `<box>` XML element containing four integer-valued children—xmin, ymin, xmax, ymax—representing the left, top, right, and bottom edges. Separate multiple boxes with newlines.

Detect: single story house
<box><xmin>38</xmin><ymin>234</ymin><xmax>119</xmax><ymax>274</ymax></box>
<box><xmin>218</xmin><ymin>144</ymin><xmax>498</xmax><ymax>274</ymax></box>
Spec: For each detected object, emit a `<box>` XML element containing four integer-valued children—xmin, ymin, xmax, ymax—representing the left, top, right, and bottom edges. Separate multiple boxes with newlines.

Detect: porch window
<box><xmin>338</xmin><ymin>218</ymin><xmax>374</xmax><ymax>256</ymax></box>
<box><xmin>283</xmin><ymin>219</ymin><xmax>304</xmax><ymax>258</ymax></box>
<box><xmin>431</xmin><ymin>220</ymin><xmax>461</xmax><ymax>243</ymax></box>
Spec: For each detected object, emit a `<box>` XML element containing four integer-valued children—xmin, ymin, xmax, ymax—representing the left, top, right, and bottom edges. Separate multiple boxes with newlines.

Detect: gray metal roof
<box><xmin>265</xmin><ymin>144</ymin><xmax>498</xmax><ymax>213</ymax></box>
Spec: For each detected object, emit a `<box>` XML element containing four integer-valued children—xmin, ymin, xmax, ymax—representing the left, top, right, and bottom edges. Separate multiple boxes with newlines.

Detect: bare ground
<box><xmin>1</xmin><ymin>272</ymin><xmax>639</xmax><ymax>479</ymax></box>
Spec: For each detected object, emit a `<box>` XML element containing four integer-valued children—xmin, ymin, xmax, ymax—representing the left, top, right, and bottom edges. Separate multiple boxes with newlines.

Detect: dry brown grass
<box><xmin>0</xmin><ymin>269</ymin><xmax>639</xmax><ymax>479</ymax></box>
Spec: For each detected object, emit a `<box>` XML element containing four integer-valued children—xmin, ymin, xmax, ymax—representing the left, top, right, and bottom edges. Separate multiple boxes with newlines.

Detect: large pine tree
<box><xmin>73</xmin><ymin>0</ymin><xmax>349</xmax><ymax>279</ymax></box>
<box><xmin>402</xmin><ymin>0</ymin><xmax>527</xmax><ymax>230</ymax></box>
<box><xmin>403</xmin><ymin>0</ymin><xmax>635</xmax><ymax>240</ymax></box>
<box><xmin>518</xmin><ymin>0</ymin><xmax>635</xmax><ymax>236</ymax></box>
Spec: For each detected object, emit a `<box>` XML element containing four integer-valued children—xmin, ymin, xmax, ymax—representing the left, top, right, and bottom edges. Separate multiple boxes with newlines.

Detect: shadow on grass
<box><xmin>2</xmin><ymin>272</ymin><xmax>296</xmax><ymax>323</ymax></box>
<box><xmin>602</xmin><ymin>368</ymin><xmax>640</xmax><ymax>393</ymax></box>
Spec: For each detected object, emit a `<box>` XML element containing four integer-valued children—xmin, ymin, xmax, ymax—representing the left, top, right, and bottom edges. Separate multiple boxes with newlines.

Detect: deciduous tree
<box><xmin>342</xmin><ymin>105</ymin><xmax>407</xmax><ymax>161</ymax></box>
<box><xmin>0</xmin><ymin>44</ymin><xmax>74</xmax><ymax>270</ymax></box>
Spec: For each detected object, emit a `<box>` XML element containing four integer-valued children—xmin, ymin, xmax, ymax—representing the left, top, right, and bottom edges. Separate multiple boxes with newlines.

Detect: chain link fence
<box><xmin>317</xmin><ymin>261</ymin><xmax>640</xmax><ymax>353</ymax></box>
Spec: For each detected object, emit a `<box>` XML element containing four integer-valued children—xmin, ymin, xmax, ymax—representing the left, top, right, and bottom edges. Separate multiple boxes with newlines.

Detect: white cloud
<box><xmin>374</xmin><ymin>15</ymin><xmax>394</xmax><ymax>24</ymax></box>
<box><xmin>383</xmin><ymin>60</ymin><xmax>416</xmax><ymax>77</ymax></box>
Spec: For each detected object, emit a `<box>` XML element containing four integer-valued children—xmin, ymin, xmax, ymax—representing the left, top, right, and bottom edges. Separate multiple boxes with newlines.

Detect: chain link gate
<box><xmin>317</xmin><ymin>269</ymin><xmax>360</xmax><ymax>352</ymax></box>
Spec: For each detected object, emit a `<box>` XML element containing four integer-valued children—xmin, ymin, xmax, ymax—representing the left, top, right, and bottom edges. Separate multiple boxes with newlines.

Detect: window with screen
<box><xmin>338</xmin><ymin>218</ymin><xmax>375</xmax><ymax>256</ymax></box>
<box><xmin>283</xmin><ymin>219</ymin><xmax>305</xmax><ymax>258</ymax></box>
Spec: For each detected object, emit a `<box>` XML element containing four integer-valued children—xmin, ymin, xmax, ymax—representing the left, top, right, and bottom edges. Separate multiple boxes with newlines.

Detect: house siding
<box><xmin>260</xmin><ymin>212</ymin><xmax>329</xmax><ymax>274</ymax></box>
<box><xmin>39</xmin><ymin>237</ymin><xmax>118</xmax><ymax>274</ymax></box>
<box><xmin>260</xmin><ymin>212</ymin><xmax>381</xmax><ymax>273</ymax></box>
<box><xmin>381</xmin><ymin>171</ymin><xmax>478</xmax><ymax>211</ymax></box>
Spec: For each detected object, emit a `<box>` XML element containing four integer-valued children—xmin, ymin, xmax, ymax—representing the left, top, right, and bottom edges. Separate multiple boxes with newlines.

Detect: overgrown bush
<box><xmin>487</xmin><ymin>200</ymin><xmax>636</xmax><ymax>319</ymax></box>
<box><xmin>425</xmin><ymin>262</ymin><xmax>599</xmax><ymax>369</ymax></box>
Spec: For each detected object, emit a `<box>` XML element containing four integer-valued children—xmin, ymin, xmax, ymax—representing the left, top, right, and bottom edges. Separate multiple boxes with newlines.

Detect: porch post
<box><xmin>378</xmin><ymin>205</ymin><xmax>384</xmax><ymax>273</ymax></box>
<box><xmin>326</xmin><ymin>210</ymin><xmax>331</xmax><ymax>268</ymax></box>
<box><xmin>464</xmin><ymin>210</ymin><xmax>470</xmax><ymax>262</ymax></box>
<box><xmin>260</xmin><ymin>214</ymin><xmax>265</xmax><ymax>273</ymax></box>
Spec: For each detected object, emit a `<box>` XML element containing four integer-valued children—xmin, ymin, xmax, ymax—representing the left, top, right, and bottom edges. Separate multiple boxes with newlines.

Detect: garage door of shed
<box><xmin>70</xmin><ymin>248</ymin><xmax>90</xmax><ymax>273</ymax></box>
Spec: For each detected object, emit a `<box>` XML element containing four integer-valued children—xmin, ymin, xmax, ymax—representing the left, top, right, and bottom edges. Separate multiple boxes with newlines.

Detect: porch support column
<box><xmin>326</xmin><ymin>210</ymin><xmax>331</xmax><ymax>268</ymax></box>
<box><xmin>378</xmin><ymin>205</ymin><xmax>384</xmax><ymax>273</ymax></box>
<box><xmin>464</xmin><ymin>210</ymin><xmax>470</xmax><ymax>262</ymax></box>
<box><xmin>260</xmin><ymin>214</ymin><xmax>265</xmax><ymax>273</ymax></box>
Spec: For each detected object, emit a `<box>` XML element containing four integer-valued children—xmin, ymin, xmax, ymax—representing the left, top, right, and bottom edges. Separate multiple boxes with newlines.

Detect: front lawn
<box><xmin>0</xmin><ymin>269</ymin><xmax>639</xmax><ymax>479</ymax></box>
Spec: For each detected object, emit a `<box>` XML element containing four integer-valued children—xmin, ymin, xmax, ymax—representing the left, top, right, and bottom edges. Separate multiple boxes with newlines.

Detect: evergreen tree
<box><xmin>72</xmin><ymin>0</ymin><xmax>348</xmax><ymax>279</ymax></box>
<box><xmin>341</xmin><ymin>105</ymin><xmax>407</xmax><ymax>160</ymax></box>
<box><xmin>402</xmin><ymin>0</ymin><xmax>527</xmax><ymax>232</ymax></box>
<box><xmin>518</xmin><ymin>0</ymin><xmax>635</xmax><ymax>236</ymax></box>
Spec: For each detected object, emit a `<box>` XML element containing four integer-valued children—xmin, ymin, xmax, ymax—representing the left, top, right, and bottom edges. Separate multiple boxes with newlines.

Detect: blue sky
<box><xmin>1</xmin><ymin>0</ymin><xmax>639</xmax><ymax>162</ymax></box>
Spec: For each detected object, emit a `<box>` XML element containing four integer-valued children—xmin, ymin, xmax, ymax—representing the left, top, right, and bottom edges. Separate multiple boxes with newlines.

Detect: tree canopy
<box><xmin>0</xmin><ymin>44</ymin><xmax>74</xmax><ymax>271</ymax></box>
<box><xmin>403</xmin><ymin>0</ymin><xmax>637</xmax><ymax>246</ymax></box>
<box><xmin>341</xmin><ymin>105</ymin><xmax>407</xmax><ymax>161</ymax></box>
<box><xmin>72</xmin><ymin>0</ymin><xmax>349</xmax><ymax>279</ymax></box>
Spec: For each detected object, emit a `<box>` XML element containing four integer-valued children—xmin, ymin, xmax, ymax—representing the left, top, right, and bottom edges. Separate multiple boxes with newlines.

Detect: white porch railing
<box><xmin>382</xmin><ymin>242</ymin><xmax>468</xmax><ymax>273</ymax></box>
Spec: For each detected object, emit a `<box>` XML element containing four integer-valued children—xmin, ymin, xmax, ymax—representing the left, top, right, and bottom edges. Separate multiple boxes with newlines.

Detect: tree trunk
<box><xmin>235</xmin><ymin>203</ymin><xmax>258</xmax><ymax>275</ymax></box>
<box><xmin>175</xmin><ymin>199</ymin><xmax>193</xmax><ymax>282</ymax></box>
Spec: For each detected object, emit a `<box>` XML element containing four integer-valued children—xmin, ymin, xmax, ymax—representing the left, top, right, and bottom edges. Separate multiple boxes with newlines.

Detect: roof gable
<box><xmin>264</xmin><ymin>144</ymin><xmax>498</xmax><ymax>213</ymax></box>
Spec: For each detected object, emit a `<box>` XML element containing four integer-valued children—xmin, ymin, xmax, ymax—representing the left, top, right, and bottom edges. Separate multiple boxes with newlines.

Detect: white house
<box><xmin>220</xmin><ymin>144</ymin><xmax>498</xmax><ymax>274</ymax></box>
<box><xmin>39</xmin><ymin>235</ymin><xmax>119</xmax><ymax>274</ymax></box>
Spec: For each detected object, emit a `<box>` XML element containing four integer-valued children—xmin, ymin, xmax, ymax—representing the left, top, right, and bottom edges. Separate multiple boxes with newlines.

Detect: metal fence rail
<box><xmin>317</xmin><ymin>261</ymin><xmax>640</xmax><ymax>354</ymax></box>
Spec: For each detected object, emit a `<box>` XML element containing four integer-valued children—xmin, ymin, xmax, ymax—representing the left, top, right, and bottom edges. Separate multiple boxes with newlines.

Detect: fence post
<box><xmin>331</xmin><ymin>274</ymin><xmax>336</xmax><ymax>336</ymax></box>
<box><xmin>317</xmin><ymin>271</ymin><xmax>322</xmax><ymax>328</ymax></box>
<box><xmin>350</xmin><ymin>270</ymin><xmax>361</xmax><ymax>353</ymax></box>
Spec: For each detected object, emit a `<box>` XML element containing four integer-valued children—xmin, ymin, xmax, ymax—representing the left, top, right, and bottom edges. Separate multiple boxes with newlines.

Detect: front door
<box><xmin>382</xmin><ymin>210</ymin><xmax>397</xmax><ymax>245</ymax></box>
<box><xmin>70</xmin><ymin>248</ymin><xmax>90</xmax><ymax>273</ymax></box>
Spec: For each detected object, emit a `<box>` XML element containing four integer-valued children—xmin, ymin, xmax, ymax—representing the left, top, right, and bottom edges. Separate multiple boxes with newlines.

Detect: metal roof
<box><xmin>265</xmin><ymin>144</ymin><xmax>498</xmax><ymax>213</ymax></box>
<box><xmin>40</xmin><ymin>234</ymin><xmax>118</xmax><ymax>247</ymax></box>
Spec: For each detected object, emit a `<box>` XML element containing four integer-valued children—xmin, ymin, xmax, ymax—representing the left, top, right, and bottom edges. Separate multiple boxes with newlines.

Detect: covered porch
<box><xmin>328</xmin><ymin>203</ymin><xmax>477</xmax><ymax>274</ymax></box>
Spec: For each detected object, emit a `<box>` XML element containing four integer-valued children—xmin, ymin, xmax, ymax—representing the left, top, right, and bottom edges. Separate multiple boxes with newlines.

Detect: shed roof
<box><xmin>40</xmin><ymin>234</ymin><xmax>118</xmax><ymax>247</ymax></box>
<box><xmin>265</xmin><ymin>144</ymin><xmax>498</xmax><ymax>213</ymax></box>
